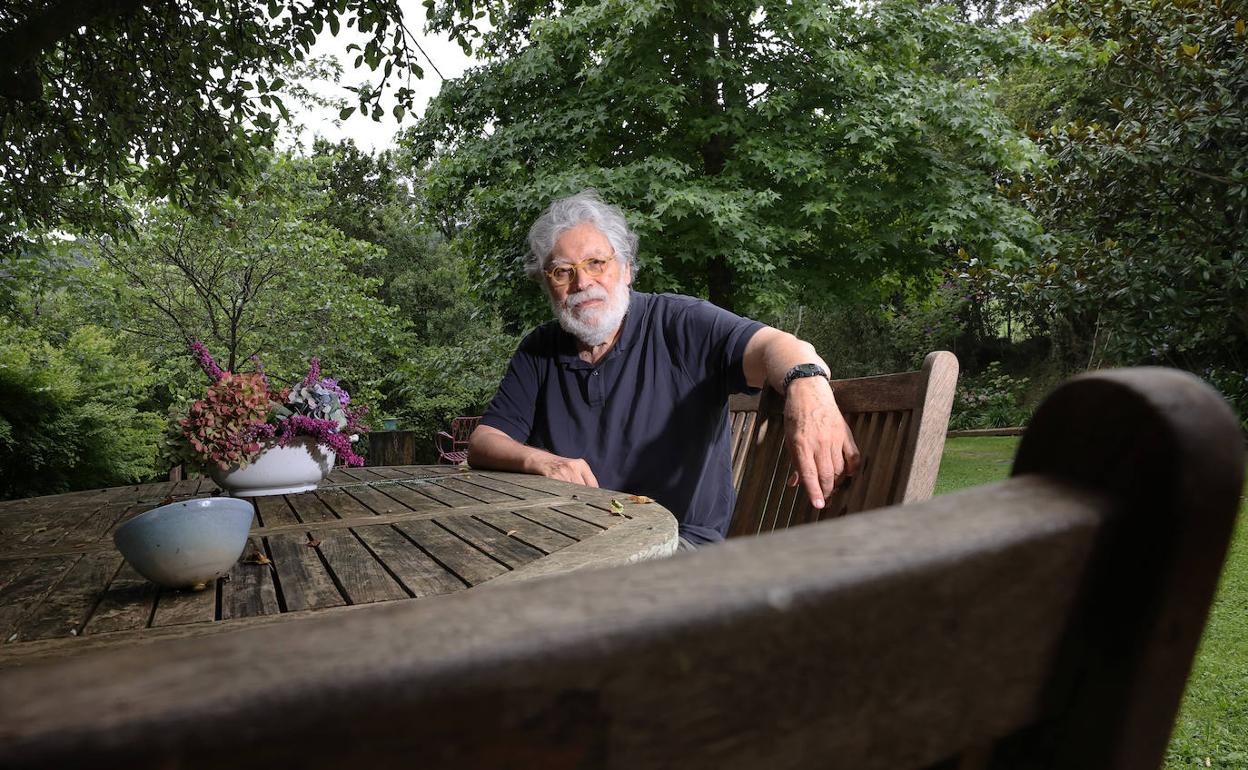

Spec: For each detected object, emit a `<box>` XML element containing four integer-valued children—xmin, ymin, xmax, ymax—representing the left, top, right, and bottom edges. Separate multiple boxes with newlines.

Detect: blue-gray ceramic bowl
<box><xmin>113</xmin><ymin>497</ymin><xmax>255</xmax><ymax>590</ymax></box>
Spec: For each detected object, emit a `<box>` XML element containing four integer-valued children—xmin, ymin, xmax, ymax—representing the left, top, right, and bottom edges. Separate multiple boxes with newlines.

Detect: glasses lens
<box><xmin>583</xmin><ymin>258</ymin><xmax>608</xmax><ymax>277</ymax></box>
<box><xmin>549</xmin><ymin>267</ymin><xmax>573</xmax><ymax>285</ymax></box>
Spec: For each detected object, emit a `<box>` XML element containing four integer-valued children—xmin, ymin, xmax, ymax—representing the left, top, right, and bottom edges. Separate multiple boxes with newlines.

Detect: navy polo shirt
<box><xmin>481</xmin><ymin>291</ymin><xmax>764</xmax><ymax>545</ymax></box>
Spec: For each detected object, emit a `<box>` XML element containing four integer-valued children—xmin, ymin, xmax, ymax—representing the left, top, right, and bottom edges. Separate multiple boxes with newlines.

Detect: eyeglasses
<box><xmin>543</xmin><ymin>254</ymin><xmax>616</xmax><ymax>287</ymax></box>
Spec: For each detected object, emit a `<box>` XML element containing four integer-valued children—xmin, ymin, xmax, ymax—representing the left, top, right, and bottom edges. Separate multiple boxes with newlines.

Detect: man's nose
<box><xmin>571</xmin><ymin>265</ymin><xmax>594</xmax><ymax>292</ymax></box>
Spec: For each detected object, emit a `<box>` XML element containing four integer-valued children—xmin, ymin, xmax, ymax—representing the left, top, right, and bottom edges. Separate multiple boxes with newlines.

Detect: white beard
<box><xmin>552</xmin><ymin>283</ymin><xmax>631</xmax><ymax>346</ymax></box>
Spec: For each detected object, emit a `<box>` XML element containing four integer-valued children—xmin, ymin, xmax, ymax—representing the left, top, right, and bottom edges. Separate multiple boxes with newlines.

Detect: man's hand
<box><xmin>468</xmin><ymin>424</ymin><xmax>600</xmax><ymax>488</ymax></box>
<box><xmin>783</xmin><ymin>376</ymin><xmax>860</xmax><ymax>509</ymax></box>
<box><xmin>529</xmin><ymin>454</ymin><xmax>600</xmax><ymax>488</ymax></box>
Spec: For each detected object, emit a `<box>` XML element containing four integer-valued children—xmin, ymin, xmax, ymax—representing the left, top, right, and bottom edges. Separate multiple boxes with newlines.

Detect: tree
<box><xmin>0</xmin><ymin>0</ymin><xmax>428</xmax><ymax>244</ymax></box>
<box><xmin>999</xmin><ymin>0</ymin><xmax>1248</xmax><ymax>372</ymax></box>
<box><xmin>310</xmin><ymin>138</ymin><xmax>489</xmax><ymax>345</ymax></box>
<box><xmin>0</xmin><ymin>324</ymin><xmax>164</xmax><ymax>499</ymax></box>
<box><xmin>405</xmin><ymin>0</ymin><xmax>1050</xmax><ymax>326</ymax></box>
<box><xmin>82</xmin><ymin>155</ymin><xmax>405</xmax><ymax>394</ymax></box>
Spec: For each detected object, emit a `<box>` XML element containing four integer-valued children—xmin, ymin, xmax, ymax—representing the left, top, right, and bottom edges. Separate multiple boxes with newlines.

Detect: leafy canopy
<box><xmin>0</xmin><ymin>0</ymin><xmax>424</xmax><ymax>242</ymax></box>
<box><xmin>405</xmin><ymin>0</ymin><xmax>1051</xmax><ymax>325</ymax></box>
<box><xmin>999</xmin><ymin>0</ymin><xmax>1248</xmax><ymax>369</ymax></box>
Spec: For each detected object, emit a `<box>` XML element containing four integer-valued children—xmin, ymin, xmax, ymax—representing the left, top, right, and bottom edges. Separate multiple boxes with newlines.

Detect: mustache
<box><xmin>562</xmin><ymin>286</ymin><xmax>609</xmax><ymax>310</ymax></box>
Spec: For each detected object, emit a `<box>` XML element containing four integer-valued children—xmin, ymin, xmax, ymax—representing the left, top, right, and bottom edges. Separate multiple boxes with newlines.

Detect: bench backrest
<box><xmin>1</xmin><ymin>368</ymin><xmax>1242</xmax><ymax>770</ymax></box>
<box><xmin>729</xmin><ymin>350</ymin><xmax>959</xmax><ymax>537</ymax></box>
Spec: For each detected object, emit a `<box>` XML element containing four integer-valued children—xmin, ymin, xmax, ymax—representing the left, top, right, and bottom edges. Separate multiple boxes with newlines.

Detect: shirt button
<box><xmin>592</xmin><ymin>371</ymin><xmax>600</xmax><ymax>376</ymax></box>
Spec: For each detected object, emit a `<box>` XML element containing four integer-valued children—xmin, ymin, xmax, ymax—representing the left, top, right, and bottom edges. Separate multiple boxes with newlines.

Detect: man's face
<box><xmin>545</xmin><ymin>222</ymin><xmax>632</xmax><ymax>345</ymax></box>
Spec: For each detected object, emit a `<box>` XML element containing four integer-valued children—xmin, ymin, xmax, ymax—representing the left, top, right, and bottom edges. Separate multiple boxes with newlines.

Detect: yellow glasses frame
<box><xmin>543</xmin><ymin>254</ymin><xmax>616</xmax><ymax>287</ymax></box>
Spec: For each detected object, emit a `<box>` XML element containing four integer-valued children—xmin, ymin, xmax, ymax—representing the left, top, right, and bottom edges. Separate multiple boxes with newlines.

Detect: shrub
<box><xmin>950</xmin><ymin>362</ymin><xmax>1033</xmax><ymax>430</ymax></box>
<box><xmin>0</xmin><ymin>324</ymin><xmax>164</xmax><ymax>499</ymax></box>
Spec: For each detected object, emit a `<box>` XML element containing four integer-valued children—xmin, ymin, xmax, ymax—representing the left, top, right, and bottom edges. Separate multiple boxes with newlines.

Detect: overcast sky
<box><xmin>286</xmin><ymin>2</ymin><xmax>476</xmax><ymax>154</ymax></box>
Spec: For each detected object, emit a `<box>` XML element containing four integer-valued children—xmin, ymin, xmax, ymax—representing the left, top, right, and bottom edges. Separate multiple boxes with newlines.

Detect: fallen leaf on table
<box><xmin>244</xmin><ymin>549</ymin><xmax>271</xmax><ymax>565</ymax></box>
<box><xmin>160</xmin><ymin>495</ymin><xmax>174</xmax><ymax>506</ymax></box>
<box><xmin>609</xmin><ymin>499</ymin><xmax>625</xmax><ymax>515</ymax></box>
<box><xmin>505</xmin><ymin>530</ymin><xmax>519</xmax><ymax>537</ymax></box>
<box><xmin>625</xmin><ymin>495</ymin><xmax>654</xmax><ymax>504</ymax></box>
<box><xmin>305</xmin><ymin>535</ymin><xmax>322</xmax><ymax>548</ymax></box>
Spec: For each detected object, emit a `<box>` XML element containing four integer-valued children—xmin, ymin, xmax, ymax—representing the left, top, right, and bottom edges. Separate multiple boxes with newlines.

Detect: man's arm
<box><xmin>467</xmin><ymin>425</ymin><xmax>600</xmax><ymax>487</ymax></box>
<box><xmin>741</xmin><ymin>327</ymin><xmax>861</xmax><ymax>509</ymax></box>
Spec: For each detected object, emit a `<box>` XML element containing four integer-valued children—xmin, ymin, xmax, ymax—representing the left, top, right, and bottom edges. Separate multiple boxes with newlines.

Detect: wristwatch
<box><xmin>782</xmin><ymin>363</ymin><xmax>830</xmax><ymax>392</ymax></box>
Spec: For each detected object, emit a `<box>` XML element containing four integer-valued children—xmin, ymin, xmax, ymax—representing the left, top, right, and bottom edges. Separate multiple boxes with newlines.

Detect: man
<box><xmin>468</xmin><ymin>190</ymin><xmax>859</xmax><ymax>548</ymax></box>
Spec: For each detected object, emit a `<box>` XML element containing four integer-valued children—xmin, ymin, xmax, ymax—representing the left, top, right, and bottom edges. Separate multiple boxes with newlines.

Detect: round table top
<box><xmin>0</xmin><ymin>465</ymin><xmax>677</xmax><ymax>667</ymax></box>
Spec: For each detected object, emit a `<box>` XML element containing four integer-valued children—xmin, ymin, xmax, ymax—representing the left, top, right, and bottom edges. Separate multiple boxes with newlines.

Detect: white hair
<box><xmin>525</xmin><ymin>189</ymin><xmax>639</xmax><ymax>282</ymax></box>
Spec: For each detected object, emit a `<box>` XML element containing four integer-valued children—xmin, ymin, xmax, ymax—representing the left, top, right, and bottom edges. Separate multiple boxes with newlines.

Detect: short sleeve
<box><xmin>665</xmin><ymin>297</ymin><xmax>764</xmax><ymax>393</ymax></box>
<box><xmin>480</xmin><ymin>335</ymin><xmax>542</xmax><ymax>443</ymax></box>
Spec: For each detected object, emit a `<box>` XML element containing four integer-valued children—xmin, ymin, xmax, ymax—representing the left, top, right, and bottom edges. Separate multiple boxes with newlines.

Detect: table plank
<box><xmin>374</xmin><ymin>481</ymin><xmax>450</xmax><ymax>513</ymax></box>
<box><xmin>416</xmin><ymin>483</ymin><xmax>488</xmax><ymax>509</ymax></box>
<box><xmin>254</xmin><ymin>495</ymin><xmax>299</xmax><ymax>527</ymax></box>
<box><xmin>475</xmin><ymin>511</ymin><xmax>577</xmax><ymax>555</ymax></box>
<box><xmin>341</xmin><ymin>485</ymin><xmax>410</xmax><ymax>515</ymax></box>
<box><xmin>150</xmin><ymin>582</ymin><xmax>218</xmax><ymax>628</ymax></box>
<box><xmin>12</xmin><ymin>552</ymin><xmax>122</xmax><ymax>641</ymax></box>
<box><xmin>434</xmin><ymin>476</ymin><xmax>522</xmax><ymax>504</ymax></box>
<box><xmin>460</xmin><ymin>473</ymin><xmax>553</xmax><ymax>501</ymax></box>
<box><xmin>314</xmin><ymin>487</ymin><xmax>383</xmax><ymax>520</ymax></box>
<box><xmin>221</xmin><ymin>537</ymin><xmax>281</xmax><ymax>620</ymax></box>
<box><xmin>266</xmin><ymin>532</ymin><xmax>346</xmax><ymax>612</ymax></box>
<box><xmin>394</xmin><ymin>519</ymin><xmax>508</xmax><ymax>586</ymax></box>
<box><xmin>437</xmin><ymin>516</ymin><xmax>545</xmax><ymax>569</ymax></box>
<box><xmin>352</xmin><ymin>525</ymin><xmax>466</xmax><ymax>598</ymax></box>
<box><xmin>84</xmin><ymin>562</ymin><xmax>157</xmax><ymax>635</ymax></box>
<box><xmin>517</xmin><ymin>508</ymin><xmax>607</xmax><ymax>540</ymax></box>
<box><xmin>0</xmin><ymin>556</ymin><xmax>79</xmax><ymax>643</ymax></box>
<box><xmin>309</xmin><ymin>530</ymin><xmax>409</xmax><ymax>605</ymax></box>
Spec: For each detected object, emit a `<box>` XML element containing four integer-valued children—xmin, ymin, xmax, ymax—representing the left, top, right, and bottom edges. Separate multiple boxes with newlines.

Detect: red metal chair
<box><xmin>435</xmin><ymin>416</ymin><xmax>481</xmax><ymax>464</ymax></box>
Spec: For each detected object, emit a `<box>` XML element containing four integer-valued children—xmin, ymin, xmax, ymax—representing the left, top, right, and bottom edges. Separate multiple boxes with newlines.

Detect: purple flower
<box><xmin>302</xmin><ymin>357</ymin><xmax>321</xmax><ymax>388</ymax></box>
<box><xmin>189</xmin><ymin>340</ymin><xmax>225</xmax><ymax>382</ymax></box>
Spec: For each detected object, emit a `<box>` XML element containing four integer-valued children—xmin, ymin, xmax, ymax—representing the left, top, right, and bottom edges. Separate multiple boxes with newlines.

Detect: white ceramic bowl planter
<box><xmin>113</xmin><ymin>497</ymin><xmax>255</xmax><ymax>591</ymax></box>
<box><xmin>211</xmin><ymin>436</ymin><xmax>336</xmax><ymax>497</ymax></box>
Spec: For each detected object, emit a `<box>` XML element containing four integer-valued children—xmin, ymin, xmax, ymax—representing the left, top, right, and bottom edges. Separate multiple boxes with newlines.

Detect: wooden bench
<box><xmin>0</xmin><ymin>368</ymin><xmax>1242</xmax><ymax>770</ymax></box>
<box><xmin>729</xmin><ymin>350</ymin><xmax>959</xmax><ymax>536</ymax></box>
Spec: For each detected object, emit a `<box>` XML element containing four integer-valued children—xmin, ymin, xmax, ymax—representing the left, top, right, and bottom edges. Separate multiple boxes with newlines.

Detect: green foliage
<box><xmin>381</xmin><ymin>330</ymin><xmax>519</xmax><ymax>459</ymax></box>
<box><xmin>405</xmin><ymin>0</ymin><xmax>1050</xmax><ymax>327</ymax></box>
<box><xmin>0</xmin><ymin>323</ymin><xmax>164</xmax><ymax>500</ymax></box>
<box><xmin>949</xmin><ymin>361</ymin><xmax>1032</xmax><ymax>429</ymax></box>
<box><xmin>0</xmin><ymin>1</ymin><xmax>428</xmax><ymax>244</ymax></box>
<box><xmin>309</xmin><ymin>140</ymin><xmax>481</xmax><ymax>345</ymax></box>
<box><xmin>79</xmin><ymin>155</ymin><xmax>405</xmax><ymax>394</ymax></box>
<box><xmin>1000</xmin><ymin>0</ymin><xmax>1248</xmax><ymax>371</ymax></box>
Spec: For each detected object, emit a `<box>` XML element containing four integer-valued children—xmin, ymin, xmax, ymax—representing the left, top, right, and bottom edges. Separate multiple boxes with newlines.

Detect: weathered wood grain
<box><xmin>149</xmin><ymin>581</ymin><xmax>218</xmax><ymax>628</ymax></box>
<box><xmin>83</xmin><ymin>562</ymin><xmax>157</xmax><ymax>635</ymax></box>
<box><xmin>475</xmin><ymin>511</ymin><xmax>577</xmax><ymax>554</ymax></box>
<box><xmin>0</xmin><ymin>468</ymin><xmax>676</xmax><ymax>664</ymax></box>
<box><xmin>437</xmin><ymin>515</ymin><xmax>545</xmax><ymax>569</ymax></box>
<box><xmin>394</xmin><ymin>519</ymin><xmax>508</xmax><ymax>586</ymax></box>
<box><xmin>517</xmin><ymin>508</ymin><xmax>603</xmax><ymax>540</ymax></box>
<box><xmin>0</xmin><ymin>557</ymin><xmax>79</xmax><ymax>643</ymax></box>
<box><xmin>308</xmin><ymin>529</ymin><xmax>408</xmax><ymax>605</ymax></box>
<box><xmin>221</xmin><ymin>537</ymin><xmax>280</xmax><ymax>620</ymax></box>
<box><xmin>729</xmin><ymin>351</ymin><xmax>959</xmax><ymax>537</ymax></box>
<box><xmin>265</xmin><ymin>532</ymin><xmax>346</xmax><ymax>612</ymax></box>
<box><xmin>11</xmin><ymin>552</ymin><xmax>122</xmax><ymax>641</ymax></box>
<box><xmin>352</xmin><ymin>524</ymin><xmax>466</xmax><ymax>598</ymax></box>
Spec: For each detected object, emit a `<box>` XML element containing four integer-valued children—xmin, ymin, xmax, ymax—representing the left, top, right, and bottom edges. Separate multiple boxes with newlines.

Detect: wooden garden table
<box><xmin>0</xmin><ymin>465</ymin><xmax>678</xmax><ymax>668</ymax></box>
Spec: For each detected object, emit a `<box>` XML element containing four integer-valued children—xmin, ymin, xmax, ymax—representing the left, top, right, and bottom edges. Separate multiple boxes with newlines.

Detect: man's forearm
<box><xmin>467</xmin><ymin>425</ymin><xmax>600</xmax><ymax>487</ymax></box>
<box><xmin>743</xmin><ymin>327</ymin><xmax>830</xmax><ymax>390</ymax></box>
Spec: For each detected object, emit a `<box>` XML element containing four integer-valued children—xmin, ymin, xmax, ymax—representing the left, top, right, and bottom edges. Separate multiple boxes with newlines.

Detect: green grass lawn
<box><xmin>936</xmin><ymin>437</ymin><xmax>1248</xmax><ymax>769</ymax></box>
